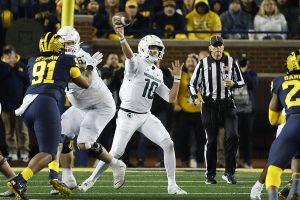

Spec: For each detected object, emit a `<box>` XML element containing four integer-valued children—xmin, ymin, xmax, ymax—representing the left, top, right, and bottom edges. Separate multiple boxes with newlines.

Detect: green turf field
<box><xmin>0</xmin><ymin>168</ymin><xmax>292</xmax><ymax>200</ymax></box>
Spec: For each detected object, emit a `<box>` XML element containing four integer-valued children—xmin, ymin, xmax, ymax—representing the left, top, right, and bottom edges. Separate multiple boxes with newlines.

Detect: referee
<box><xmin>188</xmin><ymin>36</ymin><xmax>245</xmax><ymax>184</ymax></box>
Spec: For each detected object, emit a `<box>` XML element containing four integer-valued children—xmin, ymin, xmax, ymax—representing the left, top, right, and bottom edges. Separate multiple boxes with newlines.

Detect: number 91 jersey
<box><xmin>119</xmin><ymin>54</ymin><xmax>170</xmax><ymax>113</ymax></box>
<box><xmin>26</xmin><ymin>54</ymin><xmax>79</xmax><ymax>102</ymax></box>
<box><xmin>271</xmin><ymin>74</ymin><xmax>300</xmax><ymax>115</ymax></box>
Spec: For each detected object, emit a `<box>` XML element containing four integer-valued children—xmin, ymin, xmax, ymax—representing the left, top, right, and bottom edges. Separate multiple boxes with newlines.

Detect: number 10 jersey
<box><xmin>119</xmin><ymin>54</ymin><xmax>170</xmax><ymax>113</ymax></box>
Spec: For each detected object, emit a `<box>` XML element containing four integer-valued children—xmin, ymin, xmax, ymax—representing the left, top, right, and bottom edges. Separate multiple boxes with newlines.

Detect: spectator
<box><xmin>92</xmin><ymin>0</ymin><xmax>120</xmax><ymax>38</ymax></box>
<box><xmin>220</xmin><ymin>0</ymin><xmax>253</xmax><ymax>39</ymax></box>
<box><xmin>0</xmin><ymin>9</ymin><xmax>13</xmax><ymax>47</ymax></box>
<box><xmin>254</xmin><ymin>0</ymin><xmax>288</xmax><ymax>40</ymax></box>
<box><xmin>181</xmin><ymin>0</ymin><xmax>195</xmax><ymax>16</ymax></box>
<box><xmin>210</xmin><ymin>0</ymin><xmax>226</xmax><ymax>15</ymax></box>
<box><xmin>185</xmin><ymin>0</ymin><xmax>222</xmax><ymax>40</ymax></box>
<box><xmin>234</xmin><ymin>52</ymin><xmax>258</xmax><ymax>169</ymax></box>
<box><xmin>286</xmin><ymin>0</ymin><xmax>300</xmax><ymax>39</ymax></box>
<box><xmin>0</xmin><ymin>45</ymin><xmax>30</xmax><ymax>162</ymax></box>
<box><xmin>136</xmin><ymin>0</ymin><xmax>155</xmax><ymax>22</ymax></box>
<box><xmin>241</xmin><ymin>0</ymin><xmax>259</xmax><ymax>20</ymax></box>
<box><xmin>124</xmin><ymin>0</ymin><xmax>150</xmax><ymax>38</ymax></box>
<box><xmin>276</xmin><ymin>0</ymin><xmax>289</xmax><ymax>18</ymax></box>
<box><xmin>98</xmin><ymin>53</ymin><xmax>119</xmax><ymax>91</ymax></box>
<box><xmin>32</xmin><ymin>0</ymin><xmax>56</xmax><ymax>32</ymax></box>
<box><xmin>173</xmin><ymin>53</ymin><xmax>206</xmax><ymax>167</ymax></box>
<box><xmin>152</xmin><ymin>0</ymin><xmax>187</xmax><ymax>39</ymax></box>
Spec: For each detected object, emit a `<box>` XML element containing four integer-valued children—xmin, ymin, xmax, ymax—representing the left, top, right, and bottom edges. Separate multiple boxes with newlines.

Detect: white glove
<box><xmin>86</xmin><ymin>51</ymin><xmax>103</xmax><ymax>68</ymax></box>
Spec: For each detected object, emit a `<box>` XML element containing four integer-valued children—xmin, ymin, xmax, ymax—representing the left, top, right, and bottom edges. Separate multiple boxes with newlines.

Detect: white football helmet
<box><xmin>138</xmin><ymin>35</ymin><xmax>165</xmax><ymax>63</ymax></box>
<box><xmin>57</xmin><ymin>26</ymin><xmax>80</xmax><ymax>54</ymax></box>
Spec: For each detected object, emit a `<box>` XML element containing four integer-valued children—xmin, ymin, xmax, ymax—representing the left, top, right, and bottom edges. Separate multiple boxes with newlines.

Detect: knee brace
<box><xmin>0</xmin><ymin>157</ymin><xmax>7</xmax><ymax>167</ymax></box>
<box><xmin>266</xmin><ymin>165</ymin><xmax>283</xmax><ymax>189</ymax></box>
<box><xmin>61</xmin><ymin>135</ymin><xmax>73</xmax><ymax>154</ymax></box>
<box><xmin>86</xmin><ymin>143</ymin><xmax>103</xmax><ymax>158</ymax></box>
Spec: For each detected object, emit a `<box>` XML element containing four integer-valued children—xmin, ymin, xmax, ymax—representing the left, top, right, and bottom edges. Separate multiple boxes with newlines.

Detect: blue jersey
<box><xmin>26</xmin><ymin>54</ymin><xmax>78</xmax><ymax>101</ymax></box>
<box><xmin>271</xmin><ymin>74</ymin><xmax>300</xmax><ymax>115</ymax></box>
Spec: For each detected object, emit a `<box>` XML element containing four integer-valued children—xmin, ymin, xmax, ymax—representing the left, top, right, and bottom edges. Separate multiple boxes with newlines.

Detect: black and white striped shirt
<box><xmin>189</xmin><ymin>55</ymin><xmax>245</xmax><ymax>101</ymax></box>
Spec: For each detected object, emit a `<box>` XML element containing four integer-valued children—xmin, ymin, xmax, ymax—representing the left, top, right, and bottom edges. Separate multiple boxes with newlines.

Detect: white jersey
<box><xmin>119</xmin><ymin>54</ymin><xmax>170</xmax><ymax>113</ymax></box>
<box><xmin>66</xmin><ymin>48</ymin><xmax>112</xmax><ymax>109</ymax></box>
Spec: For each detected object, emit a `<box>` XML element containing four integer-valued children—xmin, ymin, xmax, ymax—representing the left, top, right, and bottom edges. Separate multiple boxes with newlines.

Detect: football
<box><xmin>112</xmin><ymin>12</ymin><xmax>132</xmax><ymax>27</ymax></box>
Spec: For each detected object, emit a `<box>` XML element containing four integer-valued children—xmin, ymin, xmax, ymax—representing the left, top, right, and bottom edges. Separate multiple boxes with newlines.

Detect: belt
<box><xmin>120</xmin><ymin>107</ymin><xmax>147</xmax><ymax>114</ymax></box>
<box><xmin>203</xmin><ymin>96</ymin><xmax>231</xmax><ymax>104</ymax></box>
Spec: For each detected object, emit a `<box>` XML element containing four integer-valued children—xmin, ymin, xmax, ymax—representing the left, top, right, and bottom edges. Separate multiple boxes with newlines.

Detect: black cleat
<box><xmin>7</xmin><ymin>174</ymin><xmax>28</xmax><ymax>200</ymax></box>
<box><xmin>222</xmin><ymin>173</ymin><xmax>237</xmax><ymax>184</ymax></box>
<box><xmin>205</xmin><ymin>176</ymin><xmax>217</xmax><ymax>184</ymax></box>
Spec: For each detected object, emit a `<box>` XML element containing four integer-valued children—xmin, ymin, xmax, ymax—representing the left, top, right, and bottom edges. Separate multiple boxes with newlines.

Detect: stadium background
<box><xmin>1</xmin><ymin>1</ymin><xmax>300</xmax><ymax>168</ymax></box>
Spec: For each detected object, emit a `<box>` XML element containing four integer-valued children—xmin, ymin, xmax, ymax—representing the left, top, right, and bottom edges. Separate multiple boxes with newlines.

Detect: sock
<box><xmin>48</xmin><ymin>161</ymin><xmax>59</xmax><ymax>172</ymax></box>
<box><xmin>287</xmin><ymin>178</ymin><xmax>300</xmax><ymax>198</ymax></box>
<box><xmin>160</xmin><ymin>139</ymin><xmax>176</xmax><ymax>187</ymax></box>
<box><xmin>48</xmin><ymin>161</ymin><xmax>59</xmax><ymax>180</ymax></box>
<box><xmin>62</xmin><ymin>168</ymin><xmax>73</xmax><ymax>176</ymax></box>
<box><xmin>254</xmin><ymin>180</ymin><xmax>264</xmax><ymax>190</ymax></box>
<box><xmin>268</xmin><ymin>191</ymin><xmax>278</xmax><ymax>200</ymax></box>
<box><xmin>89</xmin><ymin>160</ymin><xmax>109</xmax><ymax>182</ymax></box>
<box><xmin>21</xmin><ymin>167</ymin><xmax>33</xmax><ymax>181</ymax></box>
<box><xmin>109</xmin><ymin>158</ymin><xmax>118</xmax><ymax>168</ymax></box>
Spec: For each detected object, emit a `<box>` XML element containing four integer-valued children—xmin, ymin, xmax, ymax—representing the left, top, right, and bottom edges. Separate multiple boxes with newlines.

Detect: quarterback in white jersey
<box><xmin>78</xmin><ymin>22</ymin><xmax>187</xmax><ymax>195</ymax></box>
<box><xmin>48</xmin><ymin>26</ymin><xmax>126</xmax><ymax>194</ymax></box>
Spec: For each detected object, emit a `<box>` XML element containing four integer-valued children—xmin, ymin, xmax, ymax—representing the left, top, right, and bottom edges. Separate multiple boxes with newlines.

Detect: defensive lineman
<box><xmin>78</xmin><ymin>20</ymin><xmax>187</xmax><ymax>195</ymax></box>
<box><xmin>48</xmin><ymin>26</ymin><xmax>126</xmax><ymax>193</ymax></box>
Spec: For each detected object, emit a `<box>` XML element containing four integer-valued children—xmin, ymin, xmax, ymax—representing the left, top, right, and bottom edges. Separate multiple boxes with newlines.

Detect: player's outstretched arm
<box><xmin>112</xmin><ymin>22</ymin><xmax>133</xmax><ymax>59</ymax></box>
<box><xmin>168</xmin><ymin>60</ymin><xmax>184</xmax><ymax>102</ymax></box>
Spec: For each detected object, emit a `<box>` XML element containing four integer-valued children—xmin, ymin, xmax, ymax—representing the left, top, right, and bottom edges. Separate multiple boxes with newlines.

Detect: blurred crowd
<box><xmin>0</xmin><ymin>0</ymin><xmax>299</xmax><ymax>41</ymax></box>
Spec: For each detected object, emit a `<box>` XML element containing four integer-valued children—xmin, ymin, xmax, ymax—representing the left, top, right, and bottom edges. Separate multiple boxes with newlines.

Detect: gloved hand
<box><xmin>86</xmin><ymin>51</ymin><xmax>103</xmax><ymax>68</ymax></box>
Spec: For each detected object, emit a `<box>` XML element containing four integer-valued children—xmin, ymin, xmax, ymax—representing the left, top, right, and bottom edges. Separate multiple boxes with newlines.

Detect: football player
<box><xmin>7</xmin><ymin>32</ymin><xmax>92</xmax><ymax>200</ymax></box>
<box><xmin>48</xmin><ymin>26</ymin><xmax>126</xmax><ymax>194</ymax></box>
<box><xmin>265</xmin><ymin>50</ymin><xmax>300</xmax><ymax>200</ymax></box>
<box><xmin>78</xmin><ymin>20</ymin><xmax>187</xmax><ymax>195</ymax></box>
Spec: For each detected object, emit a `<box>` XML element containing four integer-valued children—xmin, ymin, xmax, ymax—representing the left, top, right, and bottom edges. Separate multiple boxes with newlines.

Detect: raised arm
<box><xmin>113</xmin><ymin>23</ymin><xmax>133</xmax><ymax>59</ymax></box>
<box><xmin>168</xmin><ymin>60</ymin><xmax>184</xmax><ymax>102</ymax></box>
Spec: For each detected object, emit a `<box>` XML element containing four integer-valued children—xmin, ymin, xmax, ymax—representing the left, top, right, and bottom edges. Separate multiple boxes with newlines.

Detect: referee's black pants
<box><xmin>202</xmin><ymin>100</ymin><xmax>239</xmax><ymax>177</ymax></box>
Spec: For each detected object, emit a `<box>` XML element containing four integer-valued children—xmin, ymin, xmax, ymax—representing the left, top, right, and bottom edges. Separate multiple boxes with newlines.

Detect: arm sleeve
<box><xmin>124</xmin><ymin>55</ymin><xmax>138</xmax><ymax>80</ymax></box>
<box><xmin>188</xmin><ymin>60</ymin><xmax>202</xmax><ymax>100</ymax></box>
<box><xmin>232</xmin><ymin>60</ymin><xmax>245</xmax><ymax>88</ymax></box>
<box><xmin>155</xmin><ymin>83</ymin><xmax>170</xmax><ymax>102</ymax></box>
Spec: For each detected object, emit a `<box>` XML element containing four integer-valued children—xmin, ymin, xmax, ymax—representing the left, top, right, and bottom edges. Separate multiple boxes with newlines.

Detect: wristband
<box><xmin>173</xmin><ymin>75</ymin><xmax>181</xmax><ymax>80</ymax></box>
<box><xmin>119</xmin><ymin>37</ymin><xmax>126</xmax><ymax>43</ymax></box>
<box><xmin>86</xmin><ymin>65</ymin><xmax>93</xmax><ymax>71</ymax></box>
<box><xmin>174</xmin><ymin>79</ymin><xmax>180</xmax><ymax>83</ymax></box>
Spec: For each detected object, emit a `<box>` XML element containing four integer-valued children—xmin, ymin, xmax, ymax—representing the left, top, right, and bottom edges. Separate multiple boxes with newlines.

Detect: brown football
<box><xmin>112</xmin><ymin>12</ymin><xmax>132</xmax><ymax>27</ymax></box>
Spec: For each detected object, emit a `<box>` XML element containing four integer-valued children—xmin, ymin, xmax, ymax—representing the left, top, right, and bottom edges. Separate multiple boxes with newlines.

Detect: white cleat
<box><xmin>78</xmin><ymin>179</ymin><xmax>96</xmax><ymax>192</ymax></box>
<box><xmin>63</xmin><ymin>175</ymin><xmax>77</xmax><ymax>189</ymax></box>
<box><xmin>168</xmin><ymin>185</ymin><xmax>188</xmax><ymax>195</ymax></box>
<box><xmin>0</xmin><ymin>190</ymin><xmax>14</xmax><ymax>197</ymax></box>
<box><xmin>250</xmin><ymin>185</ymin><xmax>263</xmax><ymax>200</ymax></box>
<box><xmin>112</xmin><ymin>160</ymin><xmax>126</xmax><ymax>189</ymax></box>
